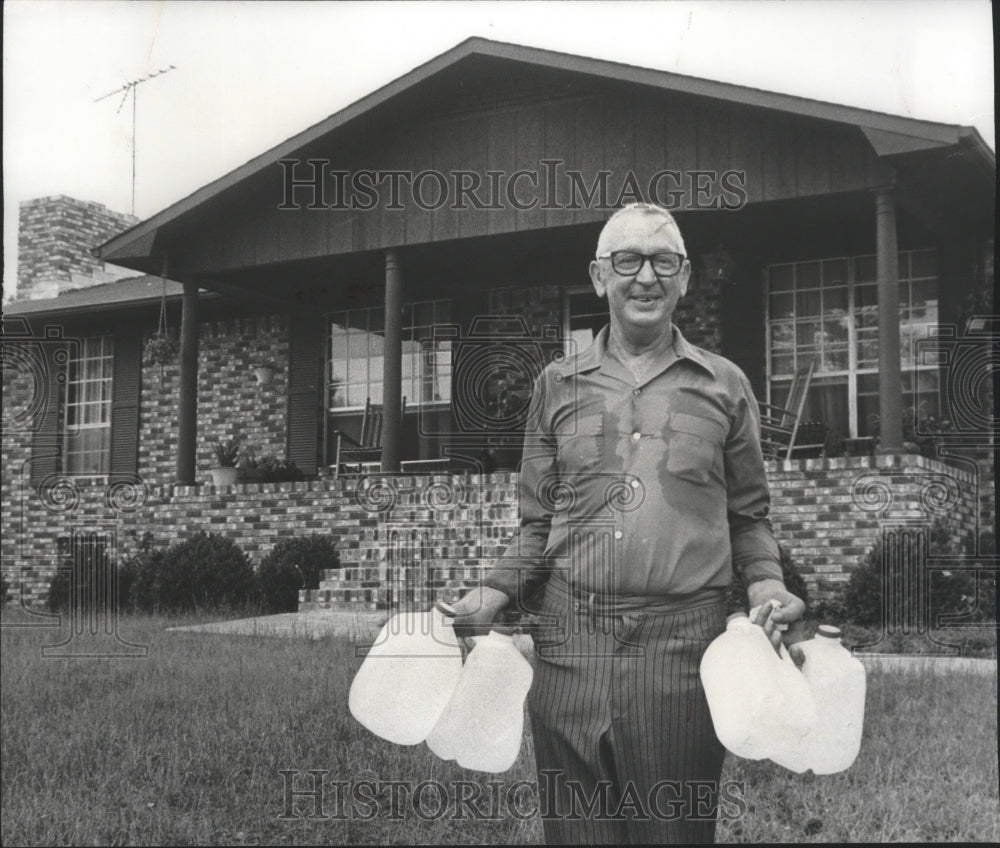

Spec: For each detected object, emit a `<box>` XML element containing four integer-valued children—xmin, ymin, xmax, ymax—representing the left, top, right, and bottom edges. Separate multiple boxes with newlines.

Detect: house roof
<box><xmin>2</xmin><ymin>275</ymin><xmax>202</xmax><ymax>319</ymax></box>
<box><xmin>97</xmin><ymin>36</ymin><xmax>994</xmax><ymax>266</ymax></box>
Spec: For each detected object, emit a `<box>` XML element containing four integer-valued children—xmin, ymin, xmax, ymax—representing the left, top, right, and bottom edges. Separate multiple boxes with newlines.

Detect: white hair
<box><xmin>596</xmin><ymin>202</ymin><xmax>686</xmax><ymax>257</ymax></box>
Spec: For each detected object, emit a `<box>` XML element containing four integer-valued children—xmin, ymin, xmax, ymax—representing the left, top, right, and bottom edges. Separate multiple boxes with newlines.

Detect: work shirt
<box><xmin>483</xmin><ymin>324</ymin><xmax>782</xmax><ymax>604</ymax></box>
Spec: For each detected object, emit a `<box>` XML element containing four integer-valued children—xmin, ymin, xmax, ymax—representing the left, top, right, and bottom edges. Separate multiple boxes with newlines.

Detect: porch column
<box><xmin>875</xmin><ymin>186</ymin><xmax>904</xmax><ymax>453</ymax></box>
<box><xmin>381</xmin><ymin>249</ymin><xmax>402</xmax><ymax>472</ymax></box>
<box><xmin>176</xmin><ymin>279</ymin><xmax>199</xmax><ymax>484</ymax></box>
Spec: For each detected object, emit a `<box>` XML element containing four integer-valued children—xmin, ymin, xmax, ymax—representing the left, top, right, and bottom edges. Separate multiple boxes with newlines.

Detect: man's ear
<box><xmin>589</xmin><ymin>260</ymin><xmax>607</xmax><ymax>298</ymax></box>
<box><xmin>677</xmin><ymin>261</ymin><xmax>691</xmax><ymax>298</ymax></box>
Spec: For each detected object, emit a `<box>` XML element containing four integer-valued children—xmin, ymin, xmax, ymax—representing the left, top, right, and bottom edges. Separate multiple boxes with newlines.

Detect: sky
<box><xmin>2</xmin><ymin>0</ymin><xmax>994</xmax><ymax>300</ymax></box>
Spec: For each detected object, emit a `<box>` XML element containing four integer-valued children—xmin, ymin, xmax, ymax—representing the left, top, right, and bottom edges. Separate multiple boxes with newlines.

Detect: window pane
<box><xmin>366</xmin><ymin>309</ymin><xmax>385</xmax><ymax>335</ymax></box>
<box><xmin>769</xmin><ymin>265</ymin><xmax>794</xmax><ymax>292</ymax></box>
<box><xmin>796</xmin><ymin>261</ymin><xmax>821</xmax><ymax>289</ymax></box>
<box><xmin>910</xmin><ymin>249</ymin><xmax>936</xmax><ymax>279</ymax></box>
<box><xmin>855</xmin><ymin>304</ymin><xmax>878</xmax><ymax>329</ymax></box>
<box><xmin>855</xmin><ymin>283</ymin><xmax>877</xmax><ymax>309</ymax></box>
<box><xmin>856</xmin><ymin>330</ymin><xmax>879</xmax><ymax>366</ymax></box>
<box><xmin>771</xmin><ymin>354</ymin><xmax>794</xmax><ymax>376</ymax></box>
<box><xmin>822</xmin><ymin>258</ymin><xmax>848</xmax><ymax>284</ymax></box>
<box><xmin>796</xmin><ymin>321</ymin><xmax>821</xmax><ymax>347</ymax></box>
<box><xmin>854</xmin><ymin>255</ymin><xmax>876</xmax><ymax>283</ymax></box>
<box><xmin>796</xmin><ymin>289</ymin><xmax>822</xmax><ymax>317</ymax></box>
<box><xmin>805</xmin><ymin>379</ymin><xmax>849</xmax><ymax>437</ymax></box>
<box><xmin>330</xmin><ymin>325</ymin><xmax>350</xmax><ymax>359</ymax></box>
<box><xmin>823</xmin><ymin>347</ymin><xmax>849</xmax><ymax>371</ymax></box>
<box><xmin>824</xmin><ymin>287</ymin><xmax>848</xmax><ymax>314</ymax></box>
<box><xmin>770</xmin><ymin>321</ymin><xmax>794</xmax><ymax>350</ymax></box>
<box><xmin>769</xmin><ymin>292</ymin><xmax>794</xmax><ymax>319</ymax></box>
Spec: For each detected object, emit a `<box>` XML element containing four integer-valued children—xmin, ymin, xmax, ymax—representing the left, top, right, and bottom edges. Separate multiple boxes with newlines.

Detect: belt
<box><xmin>544</xmin><ymin>575</ymin><xmax>728</xmax><ymax>617</ymax></box>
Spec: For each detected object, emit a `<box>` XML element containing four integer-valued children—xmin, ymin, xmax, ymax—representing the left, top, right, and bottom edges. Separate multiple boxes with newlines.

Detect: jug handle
<box><xmin>434</xmin><ymin>600</ymin><xmax>457</xmax><ymax>618</ymax></box>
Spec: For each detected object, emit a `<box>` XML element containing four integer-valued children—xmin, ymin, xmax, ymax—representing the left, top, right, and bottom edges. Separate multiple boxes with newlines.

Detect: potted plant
<box><xmin>256</xmin><ymin>454</ymin><xmax>304</xmax><ymax>482</ymax></box>
<box><xmin>210</xmin><ymin>438</ymin><xmax>241</xmax><ymax>487</ymax></box>
<box><xmin>237</xmin><ymin>448</ymin><xmax>261</xmax><ymax>483</ymax></box>
<box><xmin>253</xmin><ymin>360</ymin><xmax>280</xmax><ymax>386</ymax></box>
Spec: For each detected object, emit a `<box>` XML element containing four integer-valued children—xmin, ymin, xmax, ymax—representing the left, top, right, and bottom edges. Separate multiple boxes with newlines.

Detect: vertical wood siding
<box><xmin>176</xmin><ymin>85</ymin><xmax>886</xmax><ymax>275</ymax></box>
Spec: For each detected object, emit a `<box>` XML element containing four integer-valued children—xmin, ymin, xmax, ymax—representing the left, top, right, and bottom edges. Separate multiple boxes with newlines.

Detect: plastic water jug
<box><xmin>770</xmin><ymin>625</ymin><xmax>866</xmax><ymax>774</ymax></box>
<box><xmin>699</xmin><ymin>613</ymin><xmax>816</xmax><ymax>760</ymax></box>
<box><xmin>425</xmin><ymin>628</ymin><xmax>534</xmax><ymax>773</ymax></box>
<box><xmin>348</xmin><ymin>605</ymin><xmax>463</xmax><ymax>745</ymax></box>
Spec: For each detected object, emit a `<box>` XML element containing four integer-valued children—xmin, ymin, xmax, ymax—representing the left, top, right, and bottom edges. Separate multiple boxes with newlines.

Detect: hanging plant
<box><xmin>144</xmin><ymin>332</ymin><xmax>179</xmax><ymax>366</ymax></box>
<box><xmin>145</xmin><ymin>254</ymin><xmax>178</xmax><ymax>367</ymax></box>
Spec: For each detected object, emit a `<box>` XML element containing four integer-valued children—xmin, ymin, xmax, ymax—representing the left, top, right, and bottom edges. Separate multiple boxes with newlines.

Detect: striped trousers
<box><xmin>528</xmin><ymin>580</ymin><xmax>729</xmax><ymax>844</ymax></box>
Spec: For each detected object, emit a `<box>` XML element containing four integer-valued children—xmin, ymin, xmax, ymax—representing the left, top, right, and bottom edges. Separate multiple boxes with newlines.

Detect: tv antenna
<box><xmin>94</xmin><ymin>65</ymin><xmax>176</xmax><ymax>215</ymax></box>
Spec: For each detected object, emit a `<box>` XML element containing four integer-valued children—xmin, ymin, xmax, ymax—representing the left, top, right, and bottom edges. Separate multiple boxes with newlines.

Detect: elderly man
<box><xmin>451</xmin><ymin>203</ymin><xmax>804</xmax><ymax>843</ymax></box>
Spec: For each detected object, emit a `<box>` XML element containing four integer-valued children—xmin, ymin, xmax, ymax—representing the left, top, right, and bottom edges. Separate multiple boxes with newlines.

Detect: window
<box><xmin>327</xmin><ymin>300</ymin><xmax>453</xmax><ymax>411</ymax></box>
<box><xmin>63</xmin><ymin>335</ymin><xmax>114</xmax><ymax>474</ymax></box>
<box><xmin>766</xmin><ymin>250</ymin><xmax>939</xmax><ymax>439</ymax></box>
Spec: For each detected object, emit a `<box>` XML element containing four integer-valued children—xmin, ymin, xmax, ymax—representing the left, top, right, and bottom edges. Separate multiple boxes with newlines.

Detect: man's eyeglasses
<box><xmin>596</xmin><ymin>251</ymin><xmax>686</xmax><ymax>278</ymax></box>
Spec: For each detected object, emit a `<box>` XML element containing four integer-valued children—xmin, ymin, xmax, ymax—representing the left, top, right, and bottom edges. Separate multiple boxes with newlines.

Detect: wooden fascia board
<box><xmin>96</xmin><ymin>36</ymin><xmax>988</xmax><ymax>267</ymax></box>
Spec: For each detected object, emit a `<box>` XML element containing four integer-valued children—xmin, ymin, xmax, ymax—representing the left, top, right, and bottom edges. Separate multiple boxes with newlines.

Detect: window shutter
<box><xmin>286</xmin><ymin>313</ymin><xmax>324</xmax><ymax>475</ymax></box>
<box><xmin>29</xmin><ymin>336</ymin><xmax>69</xmax><ymax>486</ymax></box>
<box><xmin>110</xmin><ymin>328</ymin><xmax>142</xmax><ymax>481</ymax></box>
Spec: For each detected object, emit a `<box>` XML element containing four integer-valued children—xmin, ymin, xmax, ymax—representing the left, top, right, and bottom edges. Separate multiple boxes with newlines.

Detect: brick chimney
<box><xmin>15</xmin><ymin>196</ymin><xmax>141</xmax><ymax>301</ymax></box>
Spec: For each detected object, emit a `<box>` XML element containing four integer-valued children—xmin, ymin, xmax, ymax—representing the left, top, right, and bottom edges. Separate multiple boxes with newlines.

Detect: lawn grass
<box><xmin>2</xmin><ymin>608</ymin><xmax>997</xmax><ymax>845</ymax></box>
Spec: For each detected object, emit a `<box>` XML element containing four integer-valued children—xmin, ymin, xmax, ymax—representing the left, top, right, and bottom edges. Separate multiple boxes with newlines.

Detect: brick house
<box><xmin>2</xmin><ymin>39</ymin><xmax>994</xmax><ymax>610</ymax></box>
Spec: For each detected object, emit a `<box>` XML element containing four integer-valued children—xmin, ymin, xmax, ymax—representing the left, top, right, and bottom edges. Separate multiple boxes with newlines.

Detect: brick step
<box><xmin>298</xmin><ymin>598</ymin><xmax>382</xmax><ymax>613</ymax></box>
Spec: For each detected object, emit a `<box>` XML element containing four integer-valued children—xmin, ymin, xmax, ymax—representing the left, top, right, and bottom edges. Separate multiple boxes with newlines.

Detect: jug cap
<box><xmin>725</xmin><ymin>612</ymin><xmax>751</xmax><ymax>627</ymax></box>
<box><xmin>817</xmin><ymin>624</ymin><xmax>842</xmax><ymax>639</ymax></box>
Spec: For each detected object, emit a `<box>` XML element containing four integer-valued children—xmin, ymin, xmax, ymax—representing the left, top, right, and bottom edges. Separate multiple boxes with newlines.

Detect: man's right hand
<box><xmin>448</xmin><ymin>585</ymin><xmax>509</xmax><ymax>643</ymax></box>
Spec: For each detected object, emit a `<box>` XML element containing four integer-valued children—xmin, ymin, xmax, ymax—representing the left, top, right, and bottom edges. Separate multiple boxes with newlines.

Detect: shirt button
<box><xmin>614</xmin><ymin>530</ymin><xmax>623</xmax><ymax>540</ymax></box>
<box><xmin>633</xmin><ymin>388</ymin><xmax>641</xmax><ymax>396</ymax></box>
<box><xmin>630</xmin><ymin>479</ymin><xmax>640</xmax><ymax>489</ymax></box>
<box><xmin>632</xmin><ymin>432</ymin><xmax>641</xmax><ymax>441</ymax></box>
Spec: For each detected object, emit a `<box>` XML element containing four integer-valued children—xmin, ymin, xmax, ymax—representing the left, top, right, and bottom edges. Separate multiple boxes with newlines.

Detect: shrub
<box><xmin>258</xmin><ymin>535</ymin><xmax>340</xmax><ymax>613</ymax></box>
<box><xmin>129</xmin><ymin>532</ymin><xmax>257</xmax><ymax>613</ymax></box>
<box><xmin>47</xmin><ymin>545</ymin><xmax>125</xmax><ymax>614</ymax></box>
<box><xmin>839</xmin><ymin>521</ymin><xmax>996</xmax><ymax>627</ymax></box>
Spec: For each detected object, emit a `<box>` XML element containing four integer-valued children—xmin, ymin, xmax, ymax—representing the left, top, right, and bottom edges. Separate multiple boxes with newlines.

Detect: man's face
<box><xmin>588</xmin><ymin>210</ymin><xmax>690</xmax><ymax>340</ymax></box>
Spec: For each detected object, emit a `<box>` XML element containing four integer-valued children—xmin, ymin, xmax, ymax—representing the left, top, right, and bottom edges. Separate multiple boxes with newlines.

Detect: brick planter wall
<box><xmin>1</xmin><ymin>452</ymin><xmax>982</xmax><ymax>610</ymax></box>
<box><xmin>767</xmin><ymin>454</ymin><xmax>980</xmax><ymax>602</ymax></box>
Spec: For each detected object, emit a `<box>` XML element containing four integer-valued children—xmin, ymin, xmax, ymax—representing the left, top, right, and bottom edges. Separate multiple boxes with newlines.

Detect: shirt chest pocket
<box><xmin>556</xmin><ymin>413</ymin><xmax>604</xmax><ymax>473</ymax></box>
<box><xmin>665</xmin><ymin>412</ymin><xmax>726</xmax><ymax>484</ymax></box>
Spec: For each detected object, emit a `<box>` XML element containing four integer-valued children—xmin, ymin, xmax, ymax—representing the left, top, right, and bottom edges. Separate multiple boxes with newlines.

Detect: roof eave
<box><xmin>95</xmin><ymin>36</ymin><xmax>995</xmax><ymax>267</ymax></box>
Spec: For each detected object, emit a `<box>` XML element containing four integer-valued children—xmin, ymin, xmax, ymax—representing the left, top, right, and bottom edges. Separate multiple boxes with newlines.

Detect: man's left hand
<box><xmin>746</xmin><ymin>578</ymin><xmax>806</xmax><ymax>660</ymax></box>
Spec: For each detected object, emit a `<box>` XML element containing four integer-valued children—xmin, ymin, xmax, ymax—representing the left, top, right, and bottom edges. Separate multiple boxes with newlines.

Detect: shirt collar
<box><xmin>564</xmin><ymin>323</ymin><xmax>716</xmax><ymax>379</ymax></box>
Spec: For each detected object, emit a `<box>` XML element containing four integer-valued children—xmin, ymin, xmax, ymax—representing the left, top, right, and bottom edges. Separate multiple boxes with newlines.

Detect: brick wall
<box><xmin>768</xmin><ymin>454</ymin><xmax>980</xmax><ymax>601</ymax></box>
<box><xmin>16</xmin><ymin>196</ymin><xmax>140</xmax><ymax>300</ymax></box>
<box><xmin>140</xmin><ymin>315</ymin><xmax>289</xmax><ymax>486</ymax></box>
<box><xmin>675</xmin><ymin>270</ymin><xmax>722</xmax><ymax>353</ymax></box>
<box><xmin>0</xmin><ymin>449</ymin><xmax>983</xmax><ymax>609</ymax></box>
<box><xmin>1</xmin><ymin>289</ymin><xmax>989</xmax><ymax>610</ymax></box>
